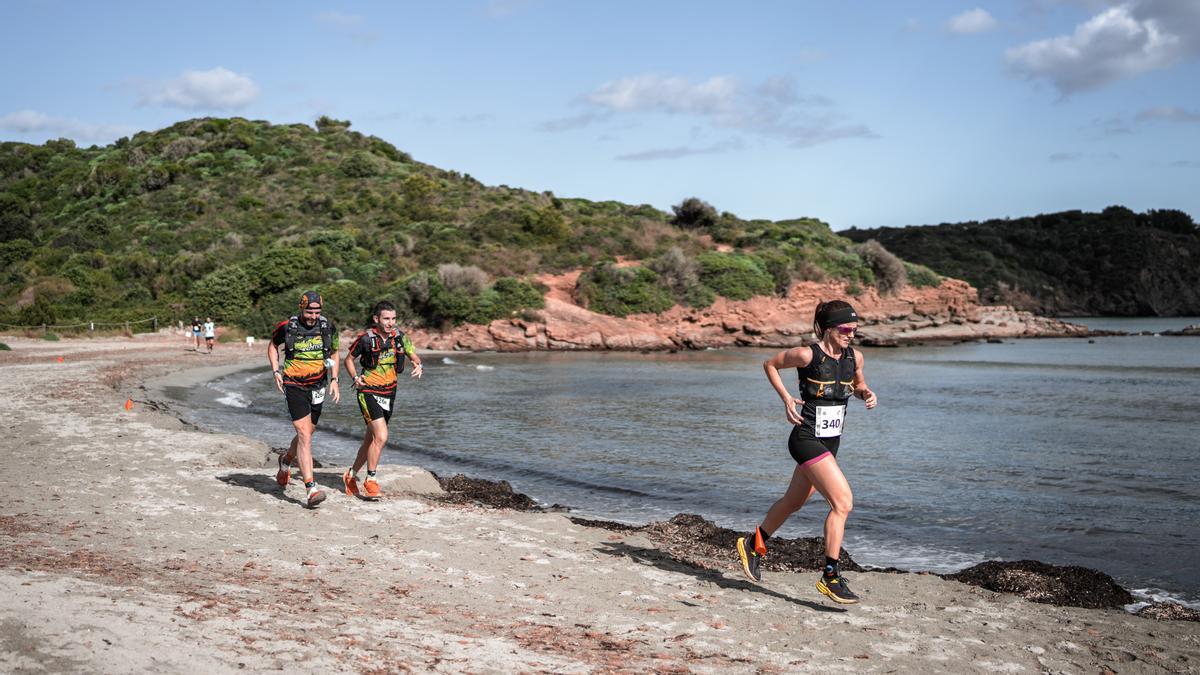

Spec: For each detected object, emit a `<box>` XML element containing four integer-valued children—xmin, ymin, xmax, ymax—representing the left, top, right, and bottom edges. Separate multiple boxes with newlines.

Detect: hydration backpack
<box><xmin>358</xmin><ymin>328</ymin><xmax>406</xmax><ymax>370</ymax></box>
<box><xmin>284</xmin><ymin>316</ymin><xmax>333</xmax><ymax>360</ymax></box>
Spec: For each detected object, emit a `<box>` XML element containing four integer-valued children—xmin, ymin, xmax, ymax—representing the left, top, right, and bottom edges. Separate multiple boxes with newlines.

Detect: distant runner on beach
<box><xmin>268</xmin><ymin>291</ymin><xmax>341</xmax><ymax>508</ymax></box>
<box><xmin>203</xmin><ymin>317</ymin><xmax>216</xmax><ymax>353</ymax></box>
<box><xmin>341</xmin><ymin>300</ymin><xmax>423</xmax><ymax>500</ymax></box>
<box><xmin>736</xmin><ymin>300</ymin><xmax>877</xmax><ymax>604</ymax></box>
<box><xmin>191</xmin><ymin>317</ymin><xmax>202</xmax><ymax>351</ymax></box>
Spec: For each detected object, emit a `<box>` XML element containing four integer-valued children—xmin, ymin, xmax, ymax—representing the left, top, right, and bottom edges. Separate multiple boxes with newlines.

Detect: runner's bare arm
<box><xmin>267</xmin><ymin>341</ymin><xmax>283</xmax><ymax>392</ymax></box>
<box><xmin>764</xmin><ymin>346</ymin><xmax>812</xmax><ymax>425</ymax></box>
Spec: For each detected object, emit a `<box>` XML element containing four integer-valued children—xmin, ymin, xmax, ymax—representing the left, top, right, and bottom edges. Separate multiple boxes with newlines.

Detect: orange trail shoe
<box><xmin>276</xmin><ymin>453</ymin><xmax>293</xmax><ymax>487</ymax></box>
<box><xmin>362</xmin><ymin>477</ymin><xmax>382</xmax><ymax>500</ymax></box>
<box><xmin>306</xmin><ymin>485</ymin><xmax>327</xmax><ymax>508</ymax></box>
<box><xmin>342</xmin><ymin>469</ymin><xmax>360</xmax><ymax>497</ymax></box>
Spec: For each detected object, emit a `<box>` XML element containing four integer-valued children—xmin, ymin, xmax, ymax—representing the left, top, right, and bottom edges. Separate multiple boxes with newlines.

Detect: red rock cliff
<box><xmin>409</xmin><ymin>271</ymin><xmax>1086</xmax><ymax>352</ymax></box>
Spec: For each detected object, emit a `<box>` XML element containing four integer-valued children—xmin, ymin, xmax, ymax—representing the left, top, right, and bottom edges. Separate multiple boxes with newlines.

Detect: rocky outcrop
<box><xmin>410</xmin><ymin>274</ymin><xmax>1089</xmax><ymax>352</ymax></box>
<box><xmin>573</xmin><ymin>513</ymin><xmax>860</xmax><ymax>574</ymax></box>
<box><xmin>1136</xmin><ymin>601</ymin><xmax>1200</xmax><ymax>621</ymax></box>
<box><xmin>431</xmin><ymin>473</ymin><xmax>541</xmax><ymax>511</ymax></box>
<box><xmin>943</xmin><ymin>560</ymin><xmax>1134</xmax><ymax>609</ymax></box>
<box><xmin>1162</xmin><ymin>324</ymin><xmax>1200</xmax><ymax>336</ymax></box>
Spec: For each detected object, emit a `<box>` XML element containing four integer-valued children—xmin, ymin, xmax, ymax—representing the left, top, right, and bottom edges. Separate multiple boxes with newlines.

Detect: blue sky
<box><xmin>2</xmin><ymin>0</ymin><xmax>1198</xmax><ymax>229</ymax></box>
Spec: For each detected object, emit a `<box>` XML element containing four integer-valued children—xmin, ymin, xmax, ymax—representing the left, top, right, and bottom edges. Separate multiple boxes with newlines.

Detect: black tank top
<box><xmin>797</xmin><ymin>343</ymin><xmax>856</xmax><ymax>436</ymax></box>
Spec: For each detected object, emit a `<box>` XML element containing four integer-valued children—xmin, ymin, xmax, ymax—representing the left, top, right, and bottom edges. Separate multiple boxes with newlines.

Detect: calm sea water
<box><xmin>172</xmin><ymin>319</ymin><xmax>1200</xmax><ymax>607</ymax></box>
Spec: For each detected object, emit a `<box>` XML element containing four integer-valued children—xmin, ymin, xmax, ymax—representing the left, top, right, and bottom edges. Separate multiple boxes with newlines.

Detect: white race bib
<box><xmin>311</xmin><ymin>387</ymin><xmax>326</xmax><ymax>405</ymax></box>
<box><xmin>814</xmin><ymin>405</ymin><xmax>845</xmax><ymax>438</ymax></box>
<box><xmin>373</xmin><ymin>395</ymin><xmax>391</xmax><ymax>411</ymax></box>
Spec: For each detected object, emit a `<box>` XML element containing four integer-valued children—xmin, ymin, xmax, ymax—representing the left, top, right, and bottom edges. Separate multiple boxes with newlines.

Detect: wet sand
<box><xmin>2</xmin><ymin>334</ymin><xmax>1197</xmax><ymax>673</ymax></box>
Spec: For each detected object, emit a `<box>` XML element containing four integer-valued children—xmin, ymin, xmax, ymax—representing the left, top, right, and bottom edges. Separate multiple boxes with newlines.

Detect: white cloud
<box><xmin>947</xmin><ymin>8</ymin><xmax>1000</xmax><ymax>34</ymax></box>
<box><xmin>139</xmin><ymin>67</ymin><xmax>260</xmax><ymax>110</ymax></box>
<box><xmin>1137</xmin><ymin>106</ymin><xmax>1200</xmax><ymax>123</ymax></box>
<box><xmin>587</xmin><ymin>75</ymin><xmax>739</xmax><ymax>115</ymax></box>
<box><xmin>0</xmin><ymin>109</ymin><xmax>133</xmax><ymax>143</ymax></box>
<box><xmin>1005</xmin><ymin>1</ymin><xmax>1200</xmax><ymax>94</ymax></box>
<box><xmin>537</xmin><ymin>111</ymin><xmax>608</xmax><ymax>131</ymax></box>
<box><xmin>615</xmin><ymin>139</ymin><xmax>744</xmax><ymax>162</ymax></box>
<box><xmin>542</xmin><ymin>73</ymin><xmax>874</xmax><ymax>150</ymax></box>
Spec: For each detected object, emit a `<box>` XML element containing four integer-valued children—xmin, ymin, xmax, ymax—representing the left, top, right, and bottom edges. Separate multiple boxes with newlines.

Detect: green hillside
<box><xmin>843</xmin><ymin>207</ymin><xmax>1200</xmax><ymax>317</ymax></box>
<box><xmin>1</xmin><ymin>117</ymin><xmax>909</xmax><ymax>334</ymax></box>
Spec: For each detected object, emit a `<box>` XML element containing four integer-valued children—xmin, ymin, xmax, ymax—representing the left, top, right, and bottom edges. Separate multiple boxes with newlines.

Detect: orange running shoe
<box><xmin>342</xmin><ymin>469</ymin><xmax>360</xmax><ymax>497</ymax></box>
<box><xmin>276</xmin><ymin>453</ymin><xmax>292</xmax><ymax>487</ymax></box>
<box><xmin>362</xmin><ymin>477</ymin><xmax>382</xmax><ymax>500</ymax></box>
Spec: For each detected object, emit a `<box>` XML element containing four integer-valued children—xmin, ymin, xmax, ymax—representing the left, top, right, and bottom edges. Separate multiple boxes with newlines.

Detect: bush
<box><xmin>857</xmin><ymin>240</ymin><xmax>907</xmax><ymax>294</ymax></box>
<box><xmin>905</xmin><ymin>262</ymin><xmax>941</xmax><ymax>288</ymax></box>
<box><xmin>339</xmin><ymin>151</ymin><xmax>381</xmax><ymax>178</ymax></box>
<box><xmin>577</xmin><ymin>262</ymin><xmax>674</xmax><ymax>317</ymax></box>
<box><xmin>650</xmin><ymin>246</ymin><xmax>715</xmax><ymax>308</ymax></box>
<box><xmin>191</xmin><ymin>265</ymin><xmax>253</xmax><ymax>318</ymax></box>
<box><xmin>649</xmin><ymin>246</ymin><xmax>698</xmax><ymax>294</ymax></box>
<box><xmin>696</xmin><ymin>253</ymin><xmax>774</xmax><ymax>301</ymax></box>
<box><xmin>0</xmin><ymin>342</ymin><xmax>10</xmax><ymax>350</ymax></box>
<box><xmin>438</xmin><ymin>263</ymin><xmax>488</xmax><ymax>295</ymax></box>
<box><xmin>42</xmin><ymin>332</ymin><xmax>60</xmax><ymax>341</ymax></box>
<box><xmin>671</xmin><ymin>197</ymin><xmax>718</xmax><ymax>229</ymax></box>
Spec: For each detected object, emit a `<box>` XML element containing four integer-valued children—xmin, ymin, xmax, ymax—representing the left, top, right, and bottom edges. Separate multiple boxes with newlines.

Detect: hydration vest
<box><xmin>357</xmin><ymin>327</ymin><xmax>406</xmax><ymax>371</ymax></box>
<box><xmin>798</xmin><ymin>343</ymin><xmax>856</xmax><ymax>402</ymax></box>
<box><xmin>284</xmin><ymin>316</ymin><xmax>333</xmax><ymax>360</ymax></box>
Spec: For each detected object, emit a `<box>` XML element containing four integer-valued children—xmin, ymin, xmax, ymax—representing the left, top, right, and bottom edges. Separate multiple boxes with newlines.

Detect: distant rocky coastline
<box><xmin>411</xmin><ymin>274</ymin><xmax>1091</xmax><ymax>352</ymax></box>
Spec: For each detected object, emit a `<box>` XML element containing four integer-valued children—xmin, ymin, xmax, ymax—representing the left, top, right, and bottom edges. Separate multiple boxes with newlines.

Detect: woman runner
<box><xmin>736</xmin><ymin>299</ymin><xmax>877</xmax><ymax>604</ymax></box>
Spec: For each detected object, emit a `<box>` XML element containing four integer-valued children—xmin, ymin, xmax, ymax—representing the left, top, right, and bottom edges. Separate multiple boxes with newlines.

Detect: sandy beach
<box><xmin>2</xmin><ymin>334</ymin><xmax>1198</xmax><ymax>673</ymax></box>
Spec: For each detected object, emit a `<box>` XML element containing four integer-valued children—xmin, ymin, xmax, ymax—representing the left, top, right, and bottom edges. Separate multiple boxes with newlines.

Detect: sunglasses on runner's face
<box><xmin>834</xmin><ymin>325</ymin><xmax>857</xmax><ymax>336</ymax></box>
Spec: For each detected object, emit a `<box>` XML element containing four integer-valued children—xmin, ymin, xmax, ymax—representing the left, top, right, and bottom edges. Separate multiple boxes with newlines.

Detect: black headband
<box><xmin>819</xmin><ymin>306</ymin><xmax>859</xmax><ymax>328</ymax></box>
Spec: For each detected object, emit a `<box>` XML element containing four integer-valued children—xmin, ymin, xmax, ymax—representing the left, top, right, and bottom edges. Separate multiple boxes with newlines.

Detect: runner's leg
<box><xmin>760</xmin><ymin>464</ymin><xmax>817</xmax><ymax>535</ymax></box>
<box><xmin>802</xmin><ymin>456</ymin><xmax>853</xmax><ymax>560</ymax></box>
<box><xmin>366</xmin><ymin>417</ymin><xmax>388</xmax><ymax>472</ymax></box>
<box><xmin>352</xmin><ymin>425</ymin><xmax>373</xmax><ymax>475</ymax></box>
<box><xmin>292</xmin><ymin>416</ymin><xmax>316</xmax><ymax>484</ymax></box>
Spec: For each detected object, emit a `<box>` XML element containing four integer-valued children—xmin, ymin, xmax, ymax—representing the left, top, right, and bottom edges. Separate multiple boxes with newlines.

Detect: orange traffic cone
<box><xmin>124</xmin><ymin>399</ymin><xmax>134</xmax><ymax>411</ymax></box>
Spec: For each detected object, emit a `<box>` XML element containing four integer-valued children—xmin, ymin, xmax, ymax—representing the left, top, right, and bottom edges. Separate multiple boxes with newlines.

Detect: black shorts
<box><xmin>285</xmin><ymin>385</ymin><xmax>326</xmax><ymax>424</ymax></box>
<box><xmin>357</xmin><ymin>391</ymin><xmax>394</xmax><ymax>424</ymax></box>
<box><xmin>788</xmin><ymin>425</ymin><xmax>840</xmax><ymax>467</ymax></box>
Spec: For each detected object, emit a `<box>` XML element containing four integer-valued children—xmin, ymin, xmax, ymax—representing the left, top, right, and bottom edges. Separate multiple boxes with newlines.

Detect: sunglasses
<box><xmin>833</xmin><ymin>325</ymin><xmax>857</xmax><ymax>336</ymax></box>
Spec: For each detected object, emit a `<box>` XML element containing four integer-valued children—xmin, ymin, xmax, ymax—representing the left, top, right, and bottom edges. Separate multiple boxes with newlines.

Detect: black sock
<box><xmin>747</xmin><ymin>526</ymin><xmax>771</xmax><ymax>555</ymax></box>
<box><xmin>367</xmin><ymin>470</ymin><xmax>377</xmax><ymax>479</ymax></box>
<box><xmin>823</xmin><ymin>556</ymin><xmax>839</xmax><ymax>578</ymax></box>
<box><xmin>305</xmin><ymin>481</ymin><xmax>316</xmax><ymax>490</ymax></box>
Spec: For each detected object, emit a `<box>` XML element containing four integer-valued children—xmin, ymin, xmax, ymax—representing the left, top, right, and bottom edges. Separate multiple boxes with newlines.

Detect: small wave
<box><xmin>475</xmin><ymin>365</ymin><xmax>495</xmax><ymax>372</ymax></box>
<box><xmin>1127</xmin><ymin>587</ymin><xmax>1200</xmax><ymax>612</ymax></box>
<box><xmin>442</xmin><ymin>357</ymin><xmax>458</xmax><ymax>365</ymax></box>
<box><xmin>215</xmin><ymin>390</ymin><xmax>251</xmax><ymax>408</ymax></box>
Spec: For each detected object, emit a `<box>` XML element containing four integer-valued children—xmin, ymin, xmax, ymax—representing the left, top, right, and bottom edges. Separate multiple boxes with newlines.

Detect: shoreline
<box><xmin>3</xmin><ymin>335</ymin><xmax>1199</xmax><ymax>672</ymax></box>
<box><xmin>166</xmin><ymin>356</ymin><xmax>1200</xmax><ymax>613</ymax></box>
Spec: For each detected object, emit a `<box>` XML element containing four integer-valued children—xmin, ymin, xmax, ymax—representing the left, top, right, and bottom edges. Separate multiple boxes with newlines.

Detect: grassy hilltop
<box><xmin>0</xmin><ymin>116</ymin><xmax>932</xmax><ymax>334</ymax></box>
<box><xmin>844</xmin><ymin>207</ymin><xmax>1200</xmax><ymax>317</ymax></box>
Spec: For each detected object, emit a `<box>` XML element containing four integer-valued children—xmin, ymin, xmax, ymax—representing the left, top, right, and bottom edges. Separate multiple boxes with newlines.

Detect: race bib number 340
<box><xmin>814</xmin><ymin>405</ymin><xmax>846</xmax><ymax>438</ymax></box>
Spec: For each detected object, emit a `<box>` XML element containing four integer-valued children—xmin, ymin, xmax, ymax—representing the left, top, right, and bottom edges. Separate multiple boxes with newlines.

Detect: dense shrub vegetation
<box><xmin>1</xmin><ymin>117</ymin><xmax>890</xmax><ymax>333</ymax></box>
<box><xmin>844</xmin><ymin>207</ymin><xmax>1200</xmax><ymax>316</ymax></box>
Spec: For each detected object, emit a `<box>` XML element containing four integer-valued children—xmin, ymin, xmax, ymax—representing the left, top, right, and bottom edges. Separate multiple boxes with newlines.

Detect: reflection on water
<box><xmin>178</xmin><ymin>328</ymin><xmax>1200</xmax><ymax>606</ymax></box>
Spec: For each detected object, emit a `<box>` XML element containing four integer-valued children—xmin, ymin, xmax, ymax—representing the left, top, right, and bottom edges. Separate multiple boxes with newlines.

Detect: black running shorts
<box><xmin>356</xmin><ymin>391</ymin><xmax>394</xmax><ymax>424</ymax></box>
<box><xmin>284</xmin><ymin>385</ymin><xmax>325</xmax><ymax>424</ymax></box>
<box><xmin>788</xmin><ymin>425</ymin><xmax>840</xmax><ymax>467</ymax></box>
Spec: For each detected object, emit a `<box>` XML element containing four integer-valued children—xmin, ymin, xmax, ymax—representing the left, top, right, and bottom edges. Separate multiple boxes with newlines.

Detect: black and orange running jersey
<box><xmin>348</xmin><ymin>329</ymin><xmax>415</xmax><ymax>396</ymax></box>
<box><xmin>271</xmin><ymin>318</ymin><xmax>339</xmax><ymax>389</ymax></box>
